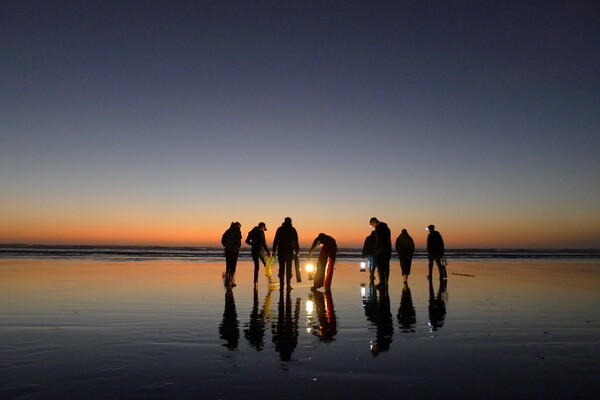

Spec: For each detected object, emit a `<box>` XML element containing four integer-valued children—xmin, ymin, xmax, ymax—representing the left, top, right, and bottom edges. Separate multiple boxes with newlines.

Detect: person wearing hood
<box><xmin>245</xmin><ymin>222</ymin><xmax>273</xmax><ymax>286</ymax></box>
<box><xmin>272</xmin><ymin>217</ymin><xmax>299</xmax><ymax>290</ymax></box>
<box><xmin>221</xmin><ymin>221</ymin><xmax>242</xmax><ymax>288</ymax></box>
<box><xmin>395</xmin><ymin>229</ymin><xmax>415</xmax><ymax>283</ymax></box>
<box><xmin>369</xmin><ymin>217</ymin><xmax>392</xmax><ymax>288</ymax></box>
<box><xmin>307</xmin><ymin>233</ymin><xmax>338</xmax><ymax>290</ymax></box>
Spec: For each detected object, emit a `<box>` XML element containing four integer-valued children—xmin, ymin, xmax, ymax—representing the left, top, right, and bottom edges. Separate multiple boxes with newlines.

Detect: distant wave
<box><xmin>1</xmin><ymin>245</ymin><xmax>599</xmax><ymax>261</ymax></box>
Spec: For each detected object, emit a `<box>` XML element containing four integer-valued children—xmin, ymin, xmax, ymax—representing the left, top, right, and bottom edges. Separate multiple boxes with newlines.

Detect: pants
<box><xmin>278</xmin><ymin>253</ymin><xmax>294</xmax><ymax>286</ymax></box>
<box><xmin>398</xmin><ymin>254</ymin><xmax>413</xmax><ymax>276</ymax></box>
<box><xmin>366</xmin><ymin>255</ymin><xmax>376</xmax><ymax>280</ymax></box>
<box><xmin>428</xmin><ymin>252</ymin><xmax>447</xmax><ymax>279</ymax></box>
<box><xmin>224</xmin><ymin>251</ymin><xmax>239</xmax><ymax>286</ymax></box>
<box><xmin>375</xmin><ymin>252</ymin><xmax>391</xmax><ymax>286</ymax></box>
<box><xmin>314</xmin><ymin>249</ymin><xmax>336</xmax><ymax>289</ymax></box>
<box><xmin>251</xmin><ymin>248</ymin><xmax>268</xmax><ymax>283</ymax></box>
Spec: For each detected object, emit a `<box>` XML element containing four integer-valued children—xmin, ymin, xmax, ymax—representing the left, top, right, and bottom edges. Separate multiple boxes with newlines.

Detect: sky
<box><xmin>1</xmin><ymin>0</ymin><xmax>599</xmax><ymax>249</ymax></box>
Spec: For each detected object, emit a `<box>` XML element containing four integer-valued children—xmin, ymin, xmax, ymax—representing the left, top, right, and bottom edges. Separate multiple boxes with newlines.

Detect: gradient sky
<box><xmin>1</xmin><ymin>1</ymin><xmax>599</xmax><ymax>248</ymax></box>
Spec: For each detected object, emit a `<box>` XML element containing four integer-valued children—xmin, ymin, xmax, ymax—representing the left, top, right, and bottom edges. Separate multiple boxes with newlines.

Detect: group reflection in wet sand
<box><xmin>362</xmin><ymin>282</ymin><xmax>393</xmax><ymax>355</ymax></box>
<box><xmin>361</xmin><ymin>279</ymin><xmax>448</xmax><ymax>355</ymax></box>
<box><xmin>428</xmin><ymin>279</ymin><xmax>447</xmax><ymax>331</ymax></box>
<box><xmin>219</xmin><ymin>280</ymin><xmax>448</xmax><ymax>359</ymax></box>
<box><xmin>219</xmin><ymin>287</ymin><xmax>338</xmax><ymax>360</ymax></box>
<box><xmin>307</xmin><ymin>289</ymin><xmax>337</xmax><ymax>342</ymax></box>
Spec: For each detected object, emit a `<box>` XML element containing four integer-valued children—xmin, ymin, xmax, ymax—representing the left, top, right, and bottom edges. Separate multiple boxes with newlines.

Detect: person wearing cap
<box><xmin>307</xmin><ymin>233</ymin><xmax>338</xmax><ymax>290</ymax></box>
<box><xmin>426</xmin><ymin>224</ymin><xmax>447</xmax><ymax>280</ymax></box>
<box><xmin>369</xmin><ymin>217</ymin><xmax>392</xmax><ymax>288</ymax></box>
<box><xmin>221</xmin><ymin>221</ymin><xmax>242</xmax><ymax>288</ymax></box>
<box><xmin>272</xmin><ymin>217</ymin><xmax>300</xmax><ymax>290</ymax></box>
<box><xmin>245</xmin><ymin>222</ymin><xmax>273</xmax><ymax>286</ymax></box>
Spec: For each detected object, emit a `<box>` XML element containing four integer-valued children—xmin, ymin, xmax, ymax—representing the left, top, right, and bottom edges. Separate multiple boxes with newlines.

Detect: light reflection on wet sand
<box><xmin>1</xmin><ymin>259</ymin><xmax>599</xmax><ymax>399</ymax></box>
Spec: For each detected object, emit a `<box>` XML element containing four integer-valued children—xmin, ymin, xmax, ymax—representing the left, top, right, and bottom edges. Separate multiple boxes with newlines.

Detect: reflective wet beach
<box><xmin>1</xmin><ymin>258</ymin><xmax>599</xmax><ymax>399</ymax></box>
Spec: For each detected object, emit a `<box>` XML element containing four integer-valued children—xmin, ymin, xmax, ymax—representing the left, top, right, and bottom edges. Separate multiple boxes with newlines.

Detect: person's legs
<box><xmin>367</xmin><ymin>255</ymin><xmax>376</xmax><ymax>283</ymax></box>
<box><xmin>278</xmin><ymin>255</ymin><xmax>286</xmax><ymax>287</ymax></box>
<box><xmin>400</xmin><ymin>256</ymin><xmax>411</xmax><ymax>283</ymax></box>
<box><xmin>251</xmin><ymin>253</ymin><xmax>260</xmax><ymax>285</ymax></box>
<box><xmin>313</xmin><ymin>252</ymin><xmax>327</xmax><ymax>288</ymax></box>
<box><xmin>376</xmin><ymin>254</ymin><xmax>389</xmax><ymax>287</ymax></box>
<box><xmin>324</xmin><ymin>255</ymin><xmax>336</xmax><ymax>288</ymax></box>
<box><xmin>427</xmin><ymin>255</ymin><xmax>434</xmax><ymax>279</ymax></box>
<box><xmin>435</xmin><ymin>256</ymin><xmax>447</xmax><ymax>279</ymax></box>
<box><xmin>285</xmin><ymin>256</ymin><xmax>293</xmax><ymax>288</ymax></box>
<box><xmin>225</xmin><ymin>252</ymin><xmax>238</xmax><ymax>287</ymax></box>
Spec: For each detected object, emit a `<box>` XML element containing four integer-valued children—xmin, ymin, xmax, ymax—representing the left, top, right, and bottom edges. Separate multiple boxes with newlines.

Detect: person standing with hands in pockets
<box><xmin>273</xmin><ymin>217</ymin><xmax>299</xmax><ymax>291</ymax></box>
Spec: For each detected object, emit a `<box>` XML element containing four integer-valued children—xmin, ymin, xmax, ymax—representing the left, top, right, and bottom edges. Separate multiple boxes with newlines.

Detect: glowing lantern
<box><xmin>306</xmin><ymin>263</ymin><xmax>315</xmax><ymax>280</ymax></box>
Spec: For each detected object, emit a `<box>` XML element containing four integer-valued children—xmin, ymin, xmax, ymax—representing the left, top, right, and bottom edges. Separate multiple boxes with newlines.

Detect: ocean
<box><xmin>1</xmin><ymin>244</ymin><xmax>599</xmax><ymax>261</ymax></box>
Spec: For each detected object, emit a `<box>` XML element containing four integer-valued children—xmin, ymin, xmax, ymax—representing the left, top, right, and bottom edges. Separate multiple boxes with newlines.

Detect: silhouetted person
<box><xmin>271</xmin><ymin>290</ymin><xmax>300</xmax><ymax>361</ymax></box>
<box><xmin>363</xmin><ymin>282</ymin><xmax>393</xmax><ymax>355</ymax></box>
<box><xmin>426</xmin><ymin>224</ymin><xmax>447</xmax><ymax>280</ymax></box>
<box><xmin>361</xmin><ymin>230</ymin><xmax>377</xmax><ymax>283</ymax></box>
<box><xmin>219</xmin><ymin>288</ymin><xmax>239</xmax><ymax>350</ymax></box>
<box><xmin>428</xmin><ymin>279</ymin><xmax>447</xmax><ymax>331</ymax></box>
<box><xmin>272</xmin><ymin>217</ymin><xmax>299</xmax><ymax>290</ymax></box>
<box><xmin>369</xmin><ymin>217</ymin><xmax>392</xmax><ymax>288</ymax></box>
<box><xmin>397</xmin><ymin>283</ymin><xmax>416</xmax><ymax>333</ymax></box>
<box><xmin>244</xmin><ymin>286</ymin><xmax>276</xmax><ymax>351</ymax></box>
<box><xmin>308</xmin><ymin>289</ymin><xmax>337</xmax><ymax>342</ymax></box>
<box><xmin>307</xmin><ymin>233</ymin><xmax>338</xmax><ymax>290</ymax></box>
<box><xmin>395</xmin><ymin>229</ymin><xmax>415</xmax><ymax>283</ymax></box>
<box><xmin>245</xmin><ymin>222</ymin><xmax>273</xmax><ymax>286</ymax></box>
<box><xmin>221</xmin><ymin>221</ymin><xmax>242</xmax><ymax>288</ymax></box>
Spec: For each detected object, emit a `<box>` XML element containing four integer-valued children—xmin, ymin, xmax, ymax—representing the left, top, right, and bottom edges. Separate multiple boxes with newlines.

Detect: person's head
<box><xmin>258</xmin><ymin>222</ymin><xmax>267</xmax><ymax>231</ymax></box>
<box><xmin>427</xmin><ymin>224</ymin><xmax>435</xmax><ymax>232</ymax></box>
<box><xmin>234</xmin><ymin>222</ymin><xmax>241</xmax><ymax>229</ymax></box>
<box><xmin>401</xmin><ymin>229</ymin><xmax>408</xmax><ymax>234</ymax></box>
<box><xmin>284</xmin><ymin>217</ymin><xmax>292</xmax><ymax>225</ymax></box>
<box><xmin>369</xmin><ymin>217</ymin><xmax>379</xmax><ymax>227</ymax></box>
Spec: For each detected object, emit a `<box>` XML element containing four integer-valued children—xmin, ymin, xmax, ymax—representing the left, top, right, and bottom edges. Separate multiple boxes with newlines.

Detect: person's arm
<box><xmin>307</xmin><ymin>237</ymin><xmax>319</xmax><ymax>259</ymax></box>
<box><xmin>245</xmin><ymin>231</ymin><xmax>252</xmax><ymax>246</ymax></box>
<box><xmin>221</xmin><ymin>231</ymin><xmax>227</xmax><ymax>248</ymax></box>
<box><xmin>272</xmin><ymin>230</ymin><xmax>279</xmax><ymax>254</ymax></box>
<box><xmin>361</xmin><ymin>237</ymin><xmax>368</xmax><ymax>257</ymax></box>
<box><xmin>293</xmin><ymin>228</ymin><xmax>300</xmax><ymax>256</ymax></box>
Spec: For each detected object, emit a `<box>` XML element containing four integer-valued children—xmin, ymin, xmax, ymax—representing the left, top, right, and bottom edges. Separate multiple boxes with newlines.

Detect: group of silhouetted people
<box><xmin>362</xmin><ymin>217</ymin><xmax>447</xmax><ymax>287</ymax></box>
<box><xmin>221</xmin><ymin>216</ymin><xmax>447</xmax><ymax>290</ymax></box>
<box><xmin>221</xmin><ymin>217</ymin><xmax>337</xmax><ymax>291</ymax></box>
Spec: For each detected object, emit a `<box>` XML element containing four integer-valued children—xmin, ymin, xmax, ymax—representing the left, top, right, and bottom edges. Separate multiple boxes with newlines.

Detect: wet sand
<box><xmin>1</xmin><ymin>258</ymin><xmax>599</xmax><ymax>399</ymax></box>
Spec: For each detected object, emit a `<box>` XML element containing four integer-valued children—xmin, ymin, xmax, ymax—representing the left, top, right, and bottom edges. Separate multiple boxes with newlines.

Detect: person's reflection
<box><xmin>397</xmin><ymin>283</ymin><xmax>416</xmax><ymax>333</ymax></box>
<box><xmin>308</xmin><ymin>289</ymin><xmax>337</xmax><ymax>342</ymax></box>
<box><xmin>219</xmin><ymin>288</ymin><xmax>239</xmax><ymax>350</ymax></box>
<box><xmin>244</xmin><ymin>286</ymin><xmax>276</xmax><ymax>350</ymax></box>
<box><xmin>363</xmin><ymin>283</ymin><xmax>393</xmax><ymax>355</ymax></box>
<box><xmin>428</xmin><ymin>279</ymin><xmax>447</xmax><ymax>331</ymax></box>
<box><xmin>271</xmin><ymin>290</ymin><xmax>301</xmax><ymax>361</ymax></box>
